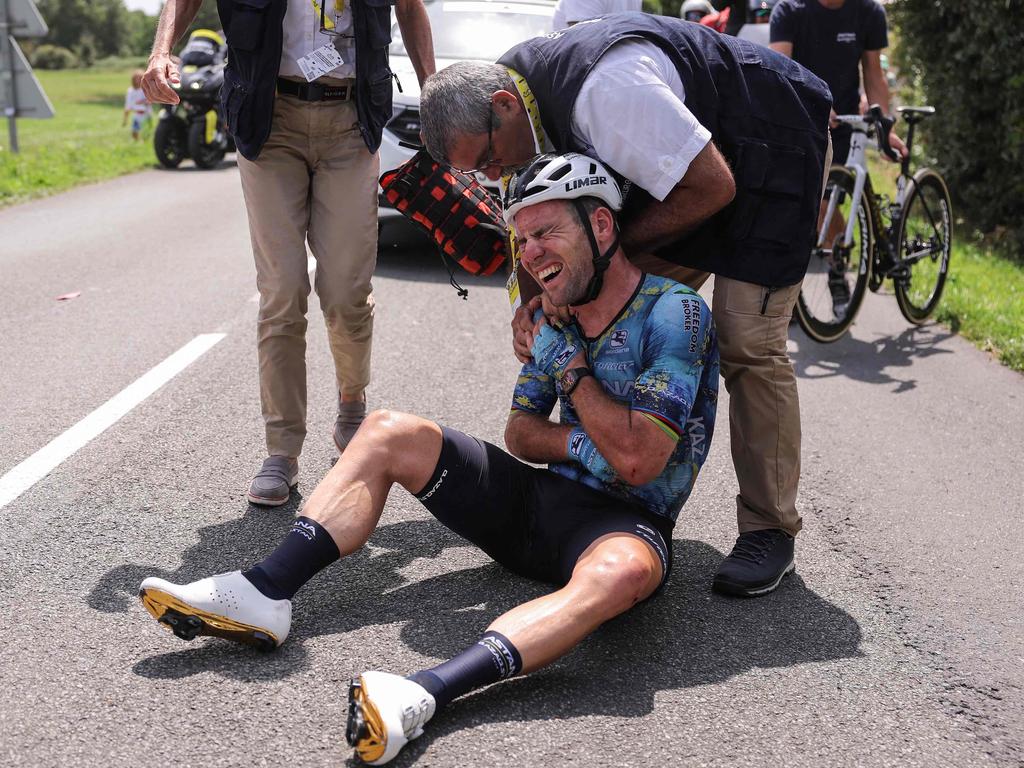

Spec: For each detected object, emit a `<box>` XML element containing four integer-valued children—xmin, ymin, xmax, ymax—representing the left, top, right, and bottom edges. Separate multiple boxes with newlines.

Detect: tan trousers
<box><xmin>237</xmin><ymin>93</ymin><xmax>379</xmax><ymax>458</ymax></box>
<box><xmin>630</xmin><ymin>254</ymin><xmax>803</xmax><ymax>536</ymax></box>
<box><xmin>627</xmin><ymin>135</ymin><xmax>832</xmax><ymax>537</ymax></box>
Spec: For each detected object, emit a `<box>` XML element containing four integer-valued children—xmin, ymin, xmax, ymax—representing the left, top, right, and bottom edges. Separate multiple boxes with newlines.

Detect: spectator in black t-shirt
<box><xmin>769</xmin><ymin>0</ymin><xmax>907</xmax><ymax>164</ymax></box>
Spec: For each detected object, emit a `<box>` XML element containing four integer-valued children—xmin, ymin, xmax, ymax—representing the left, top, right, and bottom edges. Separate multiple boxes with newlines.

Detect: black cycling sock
<box><xmin>242</xmin><ymin>517</ymin><xmax>340</xmax><ymax>600</ymax></box>
<box><xmin>408</xmin><ymin>630</ymin><xmax>523</xmax><ymax>711</ymax></box>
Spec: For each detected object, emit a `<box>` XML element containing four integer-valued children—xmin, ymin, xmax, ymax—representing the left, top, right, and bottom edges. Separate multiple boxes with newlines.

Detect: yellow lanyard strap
<box><xmin>501</xmin><ymin>67</ymin><xmax>550</xmax><ymax>283</ymax></box>
<box><xmin>311</xmin><ymin>0</ymin><xmax>345</xmax><ymax>30</ymax></box>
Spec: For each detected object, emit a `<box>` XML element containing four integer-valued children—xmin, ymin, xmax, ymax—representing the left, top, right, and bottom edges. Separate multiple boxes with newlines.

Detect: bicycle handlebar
<box><xmin>868</xmin><ymin>104</ymin><xmax>900</xmax><ymax>162</ymax></box>
<box><xmin>834</xmin><ymin>107</ymin><xmax>900</xmax><ymax>162</ymax></box>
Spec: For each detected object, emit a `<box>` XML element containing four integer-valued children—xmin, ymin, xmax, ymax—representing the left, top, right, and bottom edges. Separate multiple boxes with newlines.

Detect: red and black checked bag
<box><xmin>379</xmin><ymin>149</ymin><xmax>508</xmax><ymax>277</ymax></box>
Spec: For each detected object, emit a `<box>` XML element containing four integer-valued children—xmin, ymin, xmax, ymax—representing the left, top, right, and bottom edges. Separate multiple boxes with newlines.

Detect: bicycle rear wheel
<box><xmin>894</xmin><ymin>168</ymin><xmax>953</xmax><ymax>324</ymax></box>
<box><xmin>796</xmin><ymin>166</ymin><xmax>873</xmax><ymax>343</ymax></box>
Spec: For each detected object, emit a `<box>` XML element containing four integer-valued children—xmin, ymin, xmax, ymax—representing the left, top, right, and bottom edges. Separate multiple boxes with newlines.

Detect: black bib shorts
<box><xmin>413</xmin><ymin>427</ymin><xmax>673</xmax><ymax>590</ymax></box>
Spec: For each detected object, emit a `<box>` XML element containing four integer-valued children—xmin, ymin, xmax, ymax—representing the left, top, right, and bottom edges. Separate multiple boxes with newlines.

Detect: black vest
<box><xmin>498</xmin><ymin>14</ymin><xmax>832</xmax><ymax>286</ymax></box>
<box><xmin>216</xmin><ymin>0</ymin><xmax>395</xmax><ymax>160</ymax></box>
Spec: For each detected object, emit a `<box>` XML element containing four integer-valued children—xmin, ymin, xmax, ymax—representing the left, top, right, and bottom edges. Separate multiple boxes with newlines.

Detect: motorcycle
<box><xmin>154</xmin><ymin>29</ymin><xmax>235</xmax><ymax>170</ymax></box>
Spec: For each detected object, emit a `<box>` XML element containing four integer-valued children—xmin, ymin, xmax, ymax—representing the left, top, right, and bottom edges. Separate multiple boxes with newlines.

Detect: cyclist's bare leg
<box><xmin>302</xmin><ymin>410</ymin><xmax>443</xmax><ymax>556</ymax></box>
<box><xmin>487</xmin><ymin>532</ymin><xmax>663</xmax><ymax>673</ymax></box>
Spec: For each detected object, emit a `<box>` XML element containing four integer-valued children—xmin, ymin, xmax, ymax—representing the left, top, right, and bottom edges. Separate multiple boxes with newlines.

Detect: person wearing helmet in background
<box><xmin>177</xmin><ymin>28</ymin><xmax>226</xmax><ymax>67</ymax></box>
<box><xmin>749</xmin><ymin>0</ymin><xmax>775</xmax><ymax>23</ymax></box>
<box><xmin>680</xmin><ymin>0</ymin><xmax>715</xmax><ymax>22</ymax></box>
<box><xmin>419</xmin><ymin>14</ymin><xmax>831</xmax><ymax>600</ymax></box>
<box><xmin>678</xmin><ymin>0</ymin><xmax>731</xmax><ymax>32</ymax></box>
<box><xmin>135</xmin><ymin>152</ymin><xmax>719</xmax><ymax>766</ymax></box>
<box><xmin>736</xmin><ymin>0</ymin><xmax>777</xmax><ymax>44</ymax></box>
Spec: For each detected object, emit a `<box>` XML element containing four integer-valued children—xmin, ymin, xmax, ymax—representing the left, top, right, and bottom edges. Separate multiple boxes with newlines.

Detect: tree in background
<box><xmin>125</xmin><ymin>9</ymin><xmax>160</xmax><ymax>56</ymax></box>
<box><xmin>32</xmin><ymin>1</ymin><xmax>225</xmax><ymax>63</ymax></box>
<box><xmin>35</xmin><ymin>0</ymin><xmax>132</xmax><ymax>58</ymax></box>
<box><xmin>94</xmin><ymin>0</ymin><xmax>130</xmax><ymax>58</ymax></box>
<box><xmin>891</xmin><ymin>0</ymin><xmax>1024</xmax><ymax>258</ymax></box>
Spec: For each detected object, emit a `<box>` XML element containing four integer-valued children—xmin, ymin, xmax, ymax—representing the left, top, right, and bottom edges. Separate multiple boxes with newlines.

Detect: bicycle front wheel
<box><xmin>894</xmin><ymin>168</ymin><xmax>953</xmax><ymax>324</ymax></box>
<box><xmin>796</xmin><ymin>166</ymin><xmax>873</xmax><ymax>343</ymax></box>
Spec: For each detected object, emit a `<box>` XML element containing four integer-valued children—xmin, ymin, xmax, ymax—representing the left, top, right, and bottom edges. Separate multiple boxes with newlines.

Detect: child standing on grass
<box><xmin>123</xmin><ymin>70</ymin><xmax>149</xmax><ymax>140</ymax></box>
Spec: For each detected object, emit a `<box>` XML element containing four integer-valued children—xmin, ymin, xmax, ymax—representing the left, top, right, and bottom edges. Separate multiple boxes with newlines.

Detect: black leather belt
<box><xmin>277</xmin><ymin>78</ymin><xmax>355</xmax><ymax>102</ymax></box>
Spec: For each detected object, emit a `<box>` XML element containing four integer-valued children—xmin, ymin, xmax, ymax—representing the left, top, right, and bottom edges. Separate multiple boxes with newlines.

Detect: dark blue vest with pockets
<box><xmin>215</xmin><ymin>0</ymin><xmax>396</xmax><ymax>160</ymax></box>
<box><xmin>498</xmin><ymin>14</ymin><xmax>832</xmax><ymax>287</ymax></box>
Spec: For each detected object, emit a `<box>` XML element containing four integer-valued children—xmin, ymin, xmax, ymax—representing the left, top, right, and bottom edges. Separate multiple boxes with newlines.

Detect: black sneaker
<box><xmin>713</xmin><ymin>529</ymin><xmax>795</xmax><ymax>597</ymax></box>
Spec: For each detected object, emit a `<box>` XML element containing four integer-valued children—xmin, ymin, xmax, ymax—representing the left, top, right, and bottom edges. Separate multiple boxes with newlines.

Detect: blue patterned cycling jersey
<box><xmin>511</xmin><ymin>274</ymin><xmax>719</xmax><ymax>524</ymax></box>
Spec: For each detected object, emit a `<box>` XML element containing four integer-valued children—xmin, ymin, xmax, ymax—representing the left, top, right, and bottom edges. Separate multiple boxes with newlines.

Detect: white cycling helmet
<box><xmin>502</xmin><ymin>152</ymin><xmax>622</xmax><ymax>228</ymax></box>
<box><xmin>680</xmin><ymin>0</ymin><xmax>714</xmax><ymax>20</ymax></box>
<box><xmin>503</xmin><ymin>153</ymin><xmax>623</xmax><ymax>305</ymax></box>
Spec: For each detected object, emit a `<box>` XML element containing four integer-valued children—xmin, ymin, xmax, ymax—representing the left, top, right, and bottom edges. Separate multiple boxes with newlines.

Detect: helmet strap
<box><xmin>571</xmin><ymin>199</ymin><xmax>619</xmax><ymax>306</ymax></box>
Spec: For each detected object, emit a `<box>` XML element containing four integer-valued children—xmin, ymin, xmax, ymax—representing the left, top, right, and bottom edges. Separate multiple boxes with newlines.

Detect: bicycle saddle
<box><xmin>897</xmin><ymin>106</ymin><xmax>936</xmax><ymax>124</ymax></box>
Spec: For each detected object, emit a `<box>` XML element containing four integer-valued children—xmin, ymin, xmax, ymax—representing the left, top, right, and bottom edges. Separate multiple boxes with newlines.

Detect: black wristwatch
<box><xmin>560</xmin><ymin>366</ymin><xmax>594</xmax><ymax>397</ymax></box>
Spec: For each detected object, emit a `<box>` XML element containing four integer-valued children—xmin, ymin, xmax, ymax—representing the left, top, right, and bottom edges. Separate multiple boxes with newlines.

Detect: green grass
<box><xmin>934</xmin><ymin>243</ymin><xmax>1024</xmax><ymax>372</ymax></box>
<box><xmin>0</xmin><ymin>66</ymin><xmax>158</xmax><ymax>206</ymax></box>
<box><xmin>866</xmin><ymin>154</ymin><xmax>1024</xmax><ymax>372</ymax></box>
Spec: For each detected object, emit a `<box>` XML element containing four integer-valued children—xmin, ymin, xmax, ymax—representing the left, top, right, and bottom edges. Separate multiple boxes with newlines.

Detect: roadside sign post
<box><xmin>0</xmin><ymin>0</ymin><xmax>52</xmax><ymax>154</ymax></box>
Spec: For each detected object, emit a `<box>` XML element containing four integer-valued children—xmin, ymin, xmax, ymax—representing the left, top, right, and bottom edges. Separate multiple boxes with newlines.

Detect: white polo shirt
<box><xmin>552</xmin><ymin>0</ymin><xmax>642</xmax><ymax>30</ymax></box>
<box><xmin>279</xmin><ymin>0</ymin><xmax>356</xmax><ymax>80</ymax></box>
<box><xmin>570</xmin><ymin>39</ymin><xmax>711</xmax><ymax>201</ymax></box>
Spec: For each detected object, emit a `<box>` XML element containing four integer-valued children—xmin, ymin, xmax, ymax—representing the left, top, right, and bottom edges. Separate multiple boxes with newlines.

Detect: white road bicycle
<box><xmin>795</xmin><ymin>105</ymin><xmax>953</xmax><ymax>343</ymax></box>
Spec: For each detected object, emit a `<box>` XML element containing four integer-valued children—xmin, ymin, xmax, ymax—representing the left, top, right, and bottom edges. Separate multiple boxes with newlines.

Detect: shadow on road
<box><xmin>790</xmin><ymin>323</ymin><xmax>955</xmax><ymax>393</ymax></box>
<box><xmin>88</xmin><ymin>491</ymin><xmax>303</xmax><ymax>615</ymax></box>
<box><xmin>90</xmin><ymin>512</ymin><xmax>862</xmax><ymax>744</ymax></box>
<box><xmin>388</xmin><ymin>536</ymin><xmax>862</xmax><ymax>765</ymax></box>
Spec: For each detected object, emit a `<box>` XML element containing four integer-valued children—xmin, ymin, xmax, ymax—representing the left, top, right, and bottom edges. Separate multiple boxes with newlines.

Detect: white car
<box><xmin>379</xmin><ymin>0</ymin><xmax>556</xmax><ymax>242</ymax></box>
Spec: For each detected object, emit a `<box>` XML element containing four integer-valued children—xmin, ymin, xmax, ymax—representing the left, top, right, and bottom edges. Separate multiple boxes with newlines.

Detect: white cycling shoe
<box><xmin>346</xmin><ymin>671</ymin><xmax>437</xmax><ymax>765</ymax></box>
<box><xmin>138</xmin><ymin>571</ymin><xmax>291</xmax><ymax>652</ymax></box>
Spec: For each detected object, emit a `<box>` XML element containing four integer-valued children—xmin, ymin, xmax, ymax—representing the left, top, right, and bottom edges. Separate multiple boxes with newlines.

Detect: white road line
<box><xmin>248</xmin><ymin>255</ymin><xmax>316</xmax><ymax>302</ymax></box>
<box><xmin>0</xmin><ymin>333</ymin><xmax>227</xmax><ymax>510</ymax></box>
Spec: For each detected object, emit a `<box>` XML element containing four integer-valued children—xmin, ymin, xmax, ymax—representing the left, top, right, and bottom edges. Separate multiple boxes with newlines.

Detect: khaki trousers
<box><xmin>630</xmin><ymin>254</ymin><xmax>803</xmax><ymax>536</ymax></box>
<box><xmin>626</xmin><ymin>134</ymin><xmax>831</xmax><ymax>537</ymax></box>
<box><xmin>237</xmin><ymin>93</ymin><xmax>379</xmax><ymax>458</ymax></box>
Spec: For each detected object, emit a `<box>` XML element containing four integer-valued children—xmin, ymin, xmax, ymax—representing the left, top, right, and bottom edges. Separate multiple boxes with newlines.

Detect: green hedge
<box><xmin>31</xmin><ymin>44</ymin><xmax>78</xmax><ymax>70</ymax></box>
<box><xmin>890</xmin><ymin>0</ymin><xmax>1024</xmax><ymax>259</ymax></box>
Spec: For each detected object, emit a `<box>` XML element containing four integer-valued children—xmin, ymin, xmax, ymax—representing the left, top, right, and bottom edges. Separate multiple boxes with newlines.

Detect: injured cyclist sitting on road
<box><xmin>137</xmin><ymin>153</ymin><xmax>720</xmax><ymax>766</ymax></box>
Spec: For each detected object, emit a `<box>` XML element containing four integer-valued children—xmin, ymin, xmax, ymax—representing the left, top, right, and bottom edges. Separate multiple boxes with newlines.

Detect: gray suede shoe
<box><xmin>334</xmin><ymin>398</ymin><xmax>367</xmax><ymax>454</ymax></box>
<box><xmin>247</xmin><ymin>456</ymin><xmax>298</xmax><ymax>507</ymax></box>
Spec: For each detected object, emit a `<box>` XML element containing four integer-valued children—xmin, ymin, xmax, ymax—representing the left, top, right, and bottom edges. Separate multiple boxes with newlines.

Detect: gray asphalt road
<box><xmin>1</xmin><ymin>165</ymin><xmax>1021</xmax><ymax>767</ymax></box>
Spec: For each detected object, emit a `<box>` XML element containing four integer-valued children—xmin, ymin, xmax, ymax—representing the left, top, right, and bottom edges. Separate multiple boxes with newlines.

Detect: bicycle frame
<box><xmin>818</xmin><ymin>114</ymin><xmax>916</xmax><ymax>274</ymax></box>
<box><xmin>796</xmin><ymin>105</ymin><xmax>951</xmax><ymax>339</ymax></box>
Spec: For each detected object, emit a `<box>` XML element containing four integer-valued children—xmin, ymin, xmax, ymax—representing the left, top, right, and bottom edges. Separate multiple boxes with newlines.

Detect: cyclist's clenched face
<box><xmin>512</xmin><ymin>201</ymin><xmax>596</xmax><ymax>307</ymax></box>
